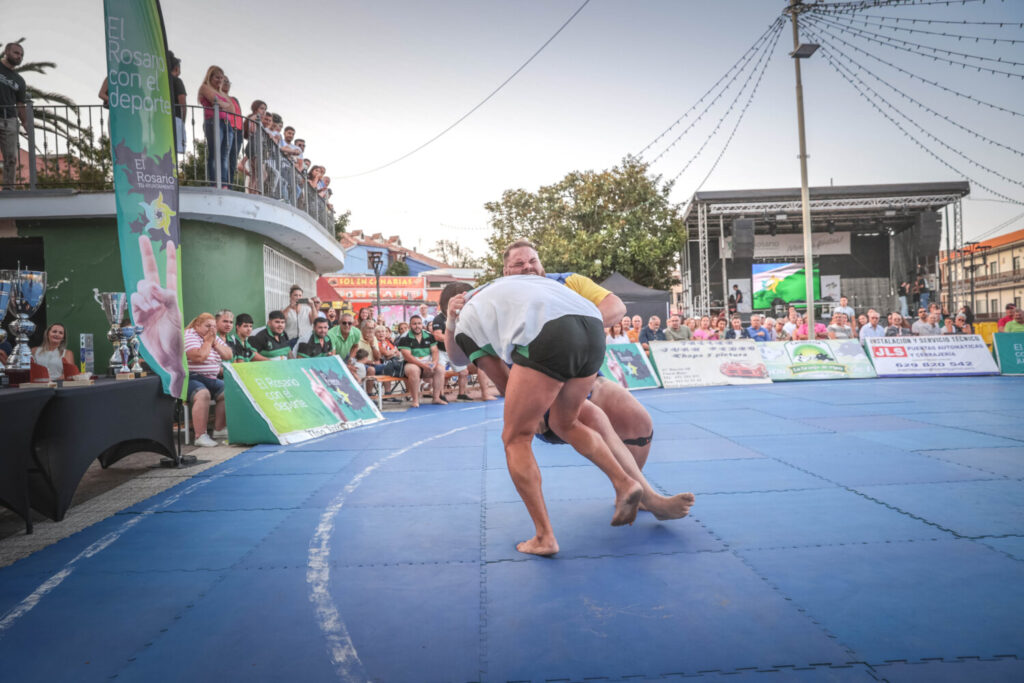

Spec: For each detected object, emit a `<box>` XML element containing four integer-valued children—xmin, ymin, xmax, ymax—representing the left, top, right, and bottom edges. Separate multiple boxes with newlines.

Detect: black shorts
<box><xmin>511</xmin><ymin>314</ymin><xmax>605</xmax><ymax>383</ymax></box>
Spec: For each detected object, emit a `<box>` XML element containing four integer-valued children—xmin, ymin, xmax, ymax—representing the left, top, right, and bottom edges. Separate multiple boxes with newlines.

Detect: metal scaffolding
<box><xmin>680</xmin><ymin>181</ymin><xmax>971</xmax><ymax>318</ymax></box>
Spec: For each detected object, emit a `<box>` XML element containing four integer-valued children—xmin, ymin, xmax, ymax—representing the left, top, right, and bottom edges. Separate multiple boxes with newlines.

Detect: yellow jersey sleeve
<box><xmin>562</xmin><ymin>273</ymin><xmax>612</xmax><ymax>307</ymax></box>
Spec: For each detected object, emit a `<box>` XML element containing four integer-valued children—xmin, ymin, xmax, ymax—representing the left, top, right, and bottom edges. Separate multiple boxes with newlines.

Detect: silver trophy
<box><xmin>0</xmin><ymin>274</ymin><xmax>12</xmax><ymax>384</ymax></box>
<box><xmin>6</xmin><ymin>269</ymin><xmax>47</xmax><ymax>372</ymax></box>
<box><xmin>97</xmin><ymin>292</ymin><xmax>128</xmax><ymax>374</ymax></box>
<box><xmin>122</xmin><ymin>324</ymin><xmax>145</xmax><ymax>374</ymax></box>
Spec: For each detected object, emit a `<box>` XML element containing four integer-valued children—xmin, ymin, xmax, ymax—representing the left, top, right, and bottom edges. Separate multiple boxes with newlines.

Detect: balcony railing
<box><xmin>0</xmin><ymin>102</ymin><xmax>336</xmax><ymax>237</ymax></box>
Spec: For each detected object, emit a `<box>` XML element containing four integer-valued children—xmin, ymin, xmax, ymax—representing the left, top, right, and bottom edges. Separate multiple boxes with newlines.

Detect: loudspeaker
<box><xmin>917</xmin><ymin>210</ymin><xmax>941</xmax><ymax>252</ymax></box>
<box><xmin>732</xmin><ymin>218</ymin><xmax>755</xmax><ymax>259</ymax></box>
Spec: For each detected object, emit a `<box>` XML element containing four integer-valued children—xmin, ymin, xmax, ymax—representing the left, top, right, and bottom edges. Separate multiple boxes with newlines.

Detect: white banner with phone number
<box><xmin>864</xmin><ymin>335</ymin><xmax>999</xmax><ymax>377</ymax></box>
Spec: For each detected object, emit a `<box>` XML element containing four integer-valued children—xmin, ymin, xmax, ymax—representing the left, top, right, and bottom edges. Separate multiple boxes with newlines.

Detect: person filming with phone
<box><xmin>283</xmin><ymin>284</ymin><xmax>321</xmax><ymax>350</ymax></box>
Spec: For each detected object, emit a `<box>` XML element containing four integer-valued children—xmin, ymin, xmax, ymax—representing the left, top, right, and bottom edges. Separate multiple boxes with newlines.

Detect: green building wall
<box><xmin>15</xmin><ymin>217</ymin><xmax>313</xmax><ymax>374</ymax></box>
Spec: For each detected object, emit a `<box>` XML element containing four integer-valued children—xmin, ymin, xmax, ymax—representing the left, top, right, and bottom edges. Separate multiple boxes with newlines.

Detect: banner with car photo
<box><xmin>222</xmin><ymin>356</ymin><xmax>383</xmax><ymax>444</ymax></box>
<box><xmin>600</xmin><ymin>343</ymin><xmax>661</xmax><ymax>390</ymax></box>
<box><xmin>648</xmin><ymin>340</ymin><xmax>772</xmax><ymax>389</ymax></box>
<box><xmin>757</xmin><ymin>340</ymin><xmax>877</xmax><ymax>381</ymax></box>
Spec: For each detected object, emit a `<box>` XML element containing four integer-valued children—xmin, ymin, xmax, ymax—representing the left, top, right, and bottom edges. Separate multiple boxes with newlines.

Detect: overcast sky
<box><xmin>10</xmin><ymin>0</ymin><xmax>1024</xmax><ymax>259</ymax></box>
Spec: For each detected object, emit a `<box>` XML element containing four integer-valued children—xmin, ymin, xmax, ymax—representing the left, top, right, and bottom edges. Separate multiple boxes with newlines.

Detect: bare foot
<box><xmin>410</xmin><ymin>402</ymin><xmax>420</xmax><ymax>408</ymax></box>
<box><xmin>516</xmin><ymin>535</ymin><xmax>559</xmax><ymax>556</ymax></box>
<box><xmin>433</xmin><ymin>396</ymin><xmax>449</xmax><ymax>405</ymax></box>
<box><xmin>647</xmin><ymin>492</ymin><xmax>695</xmax><ymax>521</ymax></box>
<box><xmin>611</xmin><ymin>481</ymin><xmax>643</xmax><ymax>526</ymax></box>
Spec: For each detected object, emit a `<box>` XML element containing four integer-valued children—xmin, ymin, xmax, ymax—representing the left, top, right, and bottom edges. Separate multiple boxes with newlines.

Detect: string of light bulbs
<box><xmin>804</xmin><ymin>24</ymin><xmax>1023</xmax><ymax>157</ymax></box>
<box><xmin>807</xmin><ymin>29</ymin><xmax>1024</xmax><ymax>189</ymax></box>
<box><xmin>806</xmin><ymin>20</ymin><xmax>1024</xmax><ymax>117</ymax></box>
<box><xmin>823</xmin><ymin>14</ymin><xmax>1024</xmax><ymax>44</ymax></box>
<box><xmin>812</xmin><ymin>13</ymin><xmax>1024</xmax><ymax>72</ymax></box>
<box><xmin>802</xmin><ymin>23</ymin><xmax>1024</xmax><ymax>207</ymax></box>
<box><xmin>636</xmin><ymin>16</ymin><xmax>785</xmax><ymax>159</ymax></box>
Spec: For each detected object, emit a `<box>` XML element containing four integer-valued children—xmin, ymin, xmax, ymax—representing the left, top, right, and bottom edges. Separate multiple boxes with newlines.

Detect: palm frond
<box><xmin>14</xmin><ymin>61</ymin><xmax>56</xmax><ymax>75</ymax></box>
<box><xmin>25</xmin><ymin>87</ymin><xmax>76</xmax><ymax>108</ymax></box>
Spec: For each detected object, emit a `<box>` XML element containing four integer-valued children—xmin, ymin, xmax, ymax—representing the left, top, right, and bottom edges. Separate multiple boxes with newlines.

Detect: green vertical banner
<box><xmin>992</xmin><ymin>333</ymin><xmax>1024</xmax><ymax>375</ymax></box>
<box><xmin>104</xmin><ymin>0</ymin><xmax>187</xmax><ymax>399</ymax></box>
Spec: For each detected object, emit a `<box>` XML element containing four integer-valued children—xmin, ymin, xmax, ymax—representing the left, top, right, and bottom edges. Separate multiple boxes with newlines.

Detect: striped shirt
<box><xmin>184</xmin><ymin>328</ymin><xmax>227</xmax><ymax>377</ymax></box>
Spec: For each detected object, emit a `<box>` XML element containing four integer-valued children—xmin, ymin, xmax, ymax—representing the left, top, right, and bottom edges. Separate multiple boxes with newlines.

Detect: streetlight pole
<box><xmin>367</xmin><ymin>251</ymin><xmax>383</xmax><ymax>320</ymax></box>
<box><xmin>788</xmin><ymin>0</ymin><xmax>819</xmax><ymax>334</ymax></box>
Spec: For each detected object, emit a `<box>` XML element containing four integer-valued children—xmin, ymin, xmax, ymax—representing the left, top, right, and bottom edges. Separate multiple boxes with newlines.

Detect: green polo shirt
<box><xmin>397</xmin><ymin>330</ymin><xmax>436</xmax><ymax>359</ymax></box>
<box><xmin>297</xmin><ymin>335</ymin><xmax>334</xmax><ymax>358</ymax></box>
<box><xmin>227</xmin><ymin>333</ymin><xmax>256</xmax><ymax>362</ymax></box>
<box><xmin>326</xmin><ymin>325</ymin><xmax>361</xmax><ymax>358</ymax></box>
<box><xmin>250</xmin><ymin>329</ymin><xmax>291</xmax><ymax>359</ymax></box>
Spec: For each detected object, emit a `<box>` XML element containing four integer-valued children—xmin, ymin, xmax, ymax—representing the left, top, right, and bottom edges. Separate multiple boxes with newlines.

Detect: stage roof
<box><xmin>682</xmin><ymin>181</ymin><xmax>970</xmax><ymax>236</ymax></box>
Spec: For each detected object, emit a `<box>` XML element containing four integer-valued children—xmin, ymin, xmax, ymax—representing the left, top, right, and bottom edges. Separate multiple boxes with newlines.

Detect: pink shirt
<box><xmin>796</xmin><ymin>323</ymin><xmax>829</xmax><ymax>338</ymax></box>
<box><xmin>199</xmin><ymin>93</ymin><xmax>232</xmax><ymax>120</ymax></box>
<box><xmin>185</xmin><ymin>328</ymin><xmax>227</xmax><ymax>377</ymax></box>
<box><xmin>693</xmin><ymin>328</ymin><xmax>714</xmax><ymax>340</ymax></box>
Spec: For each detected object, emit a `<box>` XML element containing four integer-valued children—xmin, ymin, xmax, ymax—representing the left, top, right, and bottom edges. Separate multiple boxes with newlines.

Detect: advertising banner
<box><xmin>723</xmin><ymin>231</ymin><xmax>851</xmax><ymax>259</ymax></box>
<box><xmin>104</xmin><ymin>0</ymin><xmax>187</xmax><ymax>399</ymax></box>
<box><xmin>600</xmin><ymin>343</ymin><xmax>661</xmax><ymax>390</ymax></box>
<box><xmin>648</xmin><ymin>341</ymin><xmax>772</xmax><ymax>388</ymax></box>
<box><xmin>992</xmin><ymin>332</ymin><xmax>1024</xmax><ymax>375</ymax></box>
<box><xmin>320</xmin><ymin>275</ymin><xmax>426</xmax><ymax>302</ymax></box>
<box><xmin>757</xmin><ymin>340</ymin><xmax>876</xmax><ymax>381</ymax></box>
<box><xmin>223</xmin><ymin>356</ymin><xmax>383</xmax><ymax>444</ymax></box>
<box><xmin>864</xmin><ymin>335</ymin><xmax>999</xmax><ymax>377</ymax></box>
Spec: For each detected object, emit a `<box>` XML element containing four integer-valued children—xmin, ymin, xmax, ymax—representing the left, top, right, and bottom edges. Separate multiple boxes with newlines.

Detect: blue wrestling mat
<box><xmin>1</xmin><ymin>377</ymin><xmax>1023</xmax><ymax>682</ymax></box>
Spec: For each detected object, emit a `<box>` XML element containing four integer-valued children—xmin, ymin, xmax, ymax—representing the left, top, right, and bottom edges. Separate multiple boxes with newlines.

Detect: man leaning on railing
<box><xmin>0</xmin><ymin>42</ymin><xmax>27</xmax><ymax>190</ymax></box>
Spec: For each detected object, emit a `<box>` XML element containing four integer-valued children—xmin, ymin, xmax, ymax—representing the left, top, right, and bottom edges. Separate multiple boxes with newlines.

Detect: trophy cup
<box><xmin>0</xmin><ymin>274</ymin><xmax>12</xmax><ymax>387</ymax></box>
<box><xmin>97</xmin><ymin>292</ymin><xmax>128</xmax><ymax>375</ymax></box>
<box><xmin>122</xmin><ymin>324</ymin><xmax>145</xmax><ymax>375</ymax></box>
<box><xmin>6</xmin><ymin>269</ymin><xmax>47</xmax><ymax>384</ymax></box>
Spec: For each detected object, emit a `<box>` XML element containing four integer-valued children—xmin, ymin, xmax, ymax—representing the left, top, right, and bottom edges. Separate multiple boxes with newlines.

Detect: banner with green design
<box><xmin>600</xmin><ymin>343</ymin><xmax>661</xmax><ymax>390</ymax></box>
<box><xmin>104</xmin><ymin>0</ymin><xmax>187</xmax><ymax>399</ymax></box>
<box><xmin>223</xmin><ymin>357</ymin><xmax>383</xmax><ymax>444</ymax></box>
<box><xmin>756</xmin><ymin>340</ymin><xmax>876</xmax><ymax>381</ymax></box>
<box><xmin>992</xmin><ymin>332</ymin><xmax>1024</xmax><ymax>375</ymax></box>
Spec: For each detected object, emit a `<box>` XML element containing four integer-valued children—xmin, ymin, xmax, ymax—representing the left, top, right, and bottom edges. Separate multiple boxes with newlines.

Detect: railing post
<box><xmin>213</xmin><ymin>103</ymin><xmax>221</xmax><ymax>188</ymax></box>
<box><xmin>25</xmin><ymin>99</ymin><xmax>37</xmax><ymax>190</ymax></box>
<box><xmin>257</xmin><ymin>127</ymin><xmax>264</xmax><ymax>195</ymax></box>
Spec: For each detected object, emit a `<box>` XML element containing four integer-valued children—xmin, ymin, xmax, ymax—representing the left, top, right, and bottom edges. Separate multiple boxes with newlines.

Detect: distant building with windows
<box><xmin>941</xmin><ymin>227</ymin><xmax>1024</xmax><ymax>320</ymax></box>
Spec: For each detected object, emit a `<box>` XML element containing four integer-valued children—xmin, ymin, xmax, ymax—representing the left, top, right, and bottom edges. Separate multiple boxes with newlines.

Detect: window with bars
<box><xmin>262</xmin><ymin>245</ymin><xmax>317</xmax><ymax>321</ymax></box>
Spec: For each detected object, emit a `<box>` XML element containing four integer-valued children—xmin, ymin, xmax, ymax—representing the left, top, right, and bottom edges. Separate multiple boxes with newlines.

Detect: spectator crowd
<box><xmin>605</xmin><ymin>296</ymin><xmax>1013</xmax><ymax>349</ymax></box>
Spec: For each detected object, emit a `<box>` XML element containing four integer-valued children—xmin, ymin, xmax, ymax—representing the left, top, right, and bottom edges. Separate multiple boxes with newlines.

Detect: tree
<box><xmin>334</xmin><ymin>210</ymin><xmax>351</xmax><ymax>240</ymax></box>
<box><xmin>8</xmin><ymin>37</ymin><xmax>112</xmax><ymax>189</ymax></box>
<box><xmin>430</xmin><ymin>239</ymin><xmax>481</xmax><ymax>268</ymax></box>
<box><xmin>481</xmin><ymin>156</ymin><xmax>686</xmax><ymax>290</ymax></box>
<box><xmin>385</xmin><ymin>259</ymin><xmax>409</xmax><ymax>276</ymax></box>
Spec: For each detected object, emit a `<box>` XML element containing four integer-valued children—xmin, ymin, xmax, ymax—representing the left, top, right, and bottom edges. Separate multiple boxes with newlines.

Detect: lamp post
<box><xmin>965</xmin><ymin>242</ymin><xmax>991</xmax><ymax>316</ymax></box>
<box><xmin>788</xmin><ymin>0</ymin><xmax>820</xmax><ymax>333</ymax></box>
<box><xmin>367</xmin><ymin>251</ymin><xmax>383</xmax><ymax>320</ymax></box>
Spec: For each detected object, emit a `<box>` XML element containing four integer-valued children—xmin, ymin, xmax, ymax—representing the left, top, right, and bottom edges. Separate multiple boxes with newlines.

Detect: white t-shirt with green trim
<box><xmin>455</xmin><ymin>275</ymin><xmax>601</xmax><ymax>364</ymax></box>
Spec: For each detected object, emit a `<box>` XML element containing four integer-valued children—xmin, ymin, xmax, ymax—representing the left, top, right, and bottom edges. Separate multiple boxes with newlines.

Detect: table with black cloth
<box><xmin>0</xmin><ymin>386</ymin><xmax>55</xmax><ymax>534</ymax></box>
<box><xmin>28</xmin><ymin>375</ymin><xmax>177</xmax><ymax>523</ymax></box>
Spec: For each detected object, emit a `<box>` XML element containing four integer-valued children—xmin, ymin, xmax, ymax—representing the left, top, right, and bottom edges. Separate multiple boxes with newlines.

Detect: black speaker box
<box><xmin>917</xmin><ymin>210</ymin><xmax>941</xmax><ymax>252</ymax></box>
<box><xmin>732</xmin><ymin>218</ymin><xmax>755</xmax><ymax>259</ymax></box>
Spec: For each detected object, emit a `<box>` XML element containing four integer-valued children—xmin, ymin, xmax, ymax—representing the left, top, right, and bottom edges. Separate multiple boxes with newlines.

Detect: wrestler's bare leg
<box><xmin>502</xmin><ymin>365</ymin><xmax>564</xmax><ymax>556</ymax></box>
<box><xmin>546</xmin><ymin>374</ymin><xmax>643</xmax><ymax>527</ymax></box>
<box><xmin>590</xmin><ymin>378</ymin><xmax>653</xmax><ymax>470</ymax></box>
<box><xmin>484</xmin><ymin>356</ymin><xmax>689</xmax><ymax>519</ymax></box>
<box><xmin>578</xmin><ymin>401</ymin><xmax>693</xmax><ymax>520</ymax></box>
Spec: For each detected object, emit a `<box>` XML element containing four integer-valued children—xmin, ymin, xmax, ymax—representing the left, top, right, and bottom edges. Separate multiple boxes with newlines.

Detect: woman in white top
<box><xmin>31</xmin><ymin>322</ymin><xmax>75</xmax><ymax>379</ymax></box>
<box><xmin>444</xmin><ymin>275</ymin><xmax>643</xmax><ymax>557</ymax></box>
<box><xmin>283</xmin><ymin>284</ymin><xmax>320</xmax><ymax>348</ymax></box>
<box><xmin>605</xmin><ymin>321</ymin><xmax>630</xmax><ymax>345</ymax></box>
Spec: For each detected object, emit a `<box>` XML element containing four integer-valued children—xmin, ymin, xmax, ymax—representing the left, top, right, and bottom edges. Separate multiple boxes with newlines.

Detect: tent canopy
<box><xmin>599</xmin><ymin>272</ymin><xmax>671</xmax><ymax>323</ymax></box>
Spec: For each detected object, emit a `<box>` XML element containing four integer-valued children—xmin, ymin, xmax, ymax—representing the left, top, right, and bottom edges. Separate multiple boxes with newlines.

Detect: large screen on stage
<box><xmin>751</xmin><ymin>263</ymin><xmax>820</xmax><ymax>310</ymax></box>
